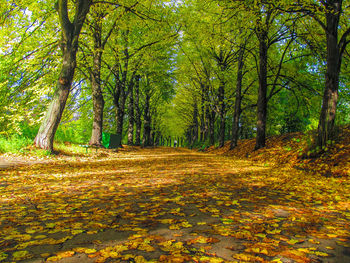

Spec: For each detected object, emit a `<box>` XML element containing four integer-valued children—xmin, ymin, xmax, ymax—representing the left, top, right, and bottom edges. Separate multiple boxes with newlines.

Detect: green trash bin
<box><xmin>109</xmin><ymin>133</ymin><xmax>122</xmax><ymax>149</ymax></box>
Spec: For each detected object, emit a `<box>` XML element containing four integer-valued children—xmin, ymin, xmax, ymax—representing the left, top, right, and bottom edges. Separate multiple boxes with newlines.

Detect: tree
<box><xmin>34</xmin><ymin>0</ymin><xmax>92</xmax><ymax>151</ymax></box>
<box><xmin>280</xmin><ymin>0</ymin><xmax>350</xmax><ymax>148</ymax></box>
<box><xmin>85</xmin><ymin>4</ymin><xmax>117</xmax><ymax>147</ymax></box>
<box><xmin>314</xmin><ymin>0</ymin><xmax>350</xmax><ymax>148</ymax></box>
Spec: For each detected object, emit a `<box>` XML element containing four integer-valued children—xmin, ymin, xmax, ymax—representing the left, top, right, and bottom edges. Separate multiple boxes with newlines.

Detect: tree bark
<box><xmin>114</xmin><ymin>30</ymin><xmax>130</xmax><ymax>146</ymax></box>
<box><xmin>231</xmin><ymin>47</ymin><xmax>245</xmax><ymax>149</ymax></box>
<box><xmin>143</xmin><ymin>88</ymin><xmax>151</xmax><ymax>147</ymax></box>
<box><xmin>34</xmin><ymin>0</ymin><xmax>91</xmax><ymax>152</ymax></box>
<box><xmin>116</xmin><ymin>84</ymin><xmax>125</xmax><ymax>136</ymax></box>
<box><xmin>317</xmin><ymin>1</ymin><xmax>343</xmax><ymax>148</ymax></box>
<box><xmin>134</xmin><ymin>76</ymin><xmax>141</xmax><ymax>146</ymax></box>
<box><xmin>200</xmin><ymin>85</ymin><xmax>206</xmax><ymax>142</ymax></box>
<box><xmin>192</xmin><ymin>100</ymin><xmax>199</xmax><ymax>145</ymax></box>
<box><xmin>218</xmin><ymin>80</ymin><xmax>225</xmax><ymax>148</ymax></box>
<box><xmin>255</xmin><ymin>28</ymin><xmax>268</xmax><ymax>150</ymax></box>
<box><xmin>209</xmin><ymin>109</ymin><xmax>215</xmax><ymax>145</ymax></box>
<box><xmin>89</xmin><ymin>17</ymin><xmax>104</xmax><ymax>147</ymax></box>
<box><xmin>127</xmin><ymin>78</ymin><xmax>135</xmax><ymax>145</ymax></box>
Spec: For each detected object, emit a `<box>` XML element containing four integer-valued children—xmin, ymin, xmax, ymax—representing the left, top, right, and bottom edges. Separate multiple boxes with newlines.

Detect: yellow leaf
<box><xmin>35</xmin><ymin>234</ymin><xmax>47</xmax><ymax>239</ymax></box>
<box><xmin>313</xmin><ymin>251</ymin><xmax>329</xmax><ymax>257</ymax></box>
<box><xmin>84</xmin><ymin>248</ymin><xmax>97</xmax><ymax>254</ymax></box>
<box><xmin>287</xmin><ymin>239</ymin><xmax>299</xmax><ymax>245</ymax></box>
<box><xmin>255</xmin><ymin>233</ymin><xmax>266</xmax><ymax>238</ymax></box>
<box><xmin>234</xmin><ymin>253</ymin><xmax>250</xmax><ymax>261</ymax></box>
<box><xmin>71</xmin><ymin>229</ymin><xmax>84</xmax><ymax>235</ymax></box>
<box><xmin>181</xmin><ymin>221</ymin><xmax>192</xmax><ymax>228</ymax></box>
<box><xmin>138</xmin><ymin>243</ymin><xmax>155</xmax><ymax>252</ymax></box>
<box><xmin>261</xmin><ymin>248</ymin><xmax>268</xmax><ymax>255</ymax></box>
<box><xmin>57</xmin><ymin>251</ymin><xmax>75</xmax><ymax>258</ymax></box>
<box><xmin>297</xmin><ymin>248</ymin><xmax>310</xmax><ymax>253</ymax></box>
<box><xmin>73</xmin><ymin>247</ymin><xmax>96</xmax><ymax>254</ymax></box>
<box><xmin>199</xmin><ymin>256</ymin><xmax>224</xmax><ymax>263</ymax></box>
<box><xmin>159</xmin><ymin>219</ymin><xmax>176</xmax><ymax>224</ymax></box>
<box><xmin>309</xmin><ymin>239</ymin><xmax>320</xmax><ymax>244</ymax></box>
<box><xmin>327</xmin><ymin>233</ymin><xmax>337</xmax><ymax>238</ymax></box>
<box><xmin>0</xmin><ymin>252</ymin><xmax>8</xmax><ymax>261</ymax></box>
<box><xmin>13</xmin><ymin>250</ymin><xmax>32</xmax><ymax>261</ymax></box>
<box><xmin>108</xmin><ymin>251</ymin><xmax>120</xmax><ymax>258</ymax></box>
<box><xmin>25</xmin><ymin>225</ymin><xmax>44</xmax><ymax>233</ymax></box>
<box><xmin>46</xmin><ymin>223</ymin><xmax>56</xmax><ymax>228</ymax></box>
<box><xmin>169</xmin><ymin>224</ymin><xmax>181</xmax><ymax>230</ymax></box>
<box><xmin>174</xmin><ymin>242</ymin><xmax>184</xmax><ymax>249</ymax></box>
<box><xmin>47</xmin><ymin>256</ymin><xmax>61</xmax><ymax>261</ymax></box>
<box><xmin>134</xmin><ymin>255</ymin><xmax>147</xmax><ymax>263</ymax></box>
<box><xmin>266</xmin><ymin>229</ymin><xmax>281</xmax><ymax>234</ymax></box>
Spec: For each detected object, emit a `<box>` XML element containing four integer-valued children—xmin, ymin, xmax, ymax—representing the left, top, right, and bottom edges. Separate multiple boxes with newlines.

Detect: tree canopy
<box><xmin>0</xmin><ymin>0</ymin><xmax>349</xmax><ymax>151</ymax></box>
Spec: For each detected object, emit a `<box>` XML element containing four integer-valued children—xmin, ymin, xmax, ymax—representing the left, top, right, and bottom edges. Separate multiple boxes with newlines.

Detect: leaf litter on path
<box><xmin>0</xmin><ymin>147</ymin><xmax>349</xmax><ymax>262</ymax></box>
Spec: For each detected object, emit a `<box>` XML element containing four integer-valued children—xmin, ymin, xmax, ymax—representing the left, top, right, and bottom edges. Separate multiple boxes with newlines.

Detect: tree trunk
<box><xmin>317</xmin><ymin>2</ymin><xmax>342</xmax><ymax>148</ymax></box>
<box><xmin>143</xmin><ymin>89</ymin><xmax>151</xmax><ymax>147</ymax></box>
<box><xmin>34</xmin><ymin>0</ymin><xmax>91</xmax><ymax>151</ymax></box>
<box><xmin>200</xmin><ymin>85</ymin><xmax>206</xmax><ymax>142</ymax></box>
<box><xmin>255</xmin><ymin>29</ymin><xmax>268</xmax><ymax>150</ymax></box>
<box><xmin>127</xmin><ymin>79</ymin><xmax>135</xmax><ymax>145</ymax></box>
<box><xmin>192</xmin><ymin>100</ymin><xmax>199</xmax><ymax>146</ymax></box>
<box><xmin>134</xmin><ymin>76</ymin><xmax>141</xmax><ymax>146</ymax></box>
<box><xmin>204</xmin><ymin>85</ymin><xmax>210</xmax><ymax>141</ymax></box>
<box><xmin>218</xmin><ymin>81</ymin><xmax>225</xmax><ymax>148</ymax></box>
<box><xmin>89</xmin><ymin>19</ymin><xmax>104</xmax><ymax>147</ymax></box>
<box><xmin>209</xmin><ymin>109</ymin><xmax>215</xmax><ymax>145</ymax></box>
<box><xmin>116</xmin><ymin>84</ymin><xmax>125</xmax><ymax>136</ymax></box>
<box><xmin>151</xmin><ymin>130</ymin><xmax>155</xmax><ymax>146</ymax></box>
<box><xmin>34</xmin><ymin>78</ymin><xmax>71</xmax><ymax>151</ymax></box>
<box><xmin>115</xmin><ymin>30</ymin><xmax>130</xmax><ymax>146</ymax></box>
<box><xmin>231</xmin><ymin>47</ymin><xmax>245</xmax><ymax>149</ymax></box>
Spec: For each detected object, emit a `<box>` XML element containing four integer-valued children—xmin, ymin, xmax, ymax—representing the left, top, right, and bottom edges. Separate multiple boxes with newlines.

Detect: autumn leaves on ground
<box><xmin>0</xmin><ymin>133</ymin><xmax>350</xmax><ymax>263</ymax></box>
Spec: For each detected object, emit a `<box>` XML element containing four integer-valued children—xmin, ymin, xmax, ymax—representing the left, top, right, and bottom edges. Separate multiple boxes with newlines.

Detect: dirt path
<box><xmin>0</xmin><ymin>147</ymin><xmax>349</xmax><ymax>262</ymax></box>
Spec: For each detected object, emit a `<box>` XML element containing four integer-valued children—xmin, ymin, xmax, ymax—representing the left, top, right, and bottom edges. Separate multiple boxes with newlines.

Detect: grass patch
<box><xmin>54</xmin><ymin>142</ymin><xmax>90</xmax><ymax>155</ymax></box>
<box><xmin>0</xmin><ymin>135</ymin><xmax>32</xmax><ymax>153</ymax></box>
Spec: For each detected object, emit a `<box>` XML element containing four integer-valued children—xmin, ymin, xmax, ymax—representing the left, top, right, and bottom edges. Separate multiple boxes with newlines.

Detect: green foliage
<box><xmin>102</xmin><ymin>132</ymin><xmax>110</xmax><ymax>148</ymax></box>
<box><xmin>0</xmin><ymin>135</ymin><xmax>32</xmax><ymax>153</ymax></box>
<box><xmin>1</xmin><ymin>0</ymin><xmax>349</xmax><ymax>153</ymax></box>
<box><xmin>55</xmin><ymin>121</ymin><xmax>92</xmax><ymax>145</ymax></box>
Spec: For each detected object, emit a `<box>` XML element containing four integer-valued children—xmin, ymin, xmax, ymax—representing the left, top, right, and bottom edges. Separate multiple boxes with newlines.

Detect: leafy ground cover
<box><xmin>207</xmin><ymin>125</ymin><xmax>350</xmax><ymax>178</ymax></box>
<box><xmin>0</xmin><ymin>143</ymin><xmax>349</xmax><ymax>262</ymax></box>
